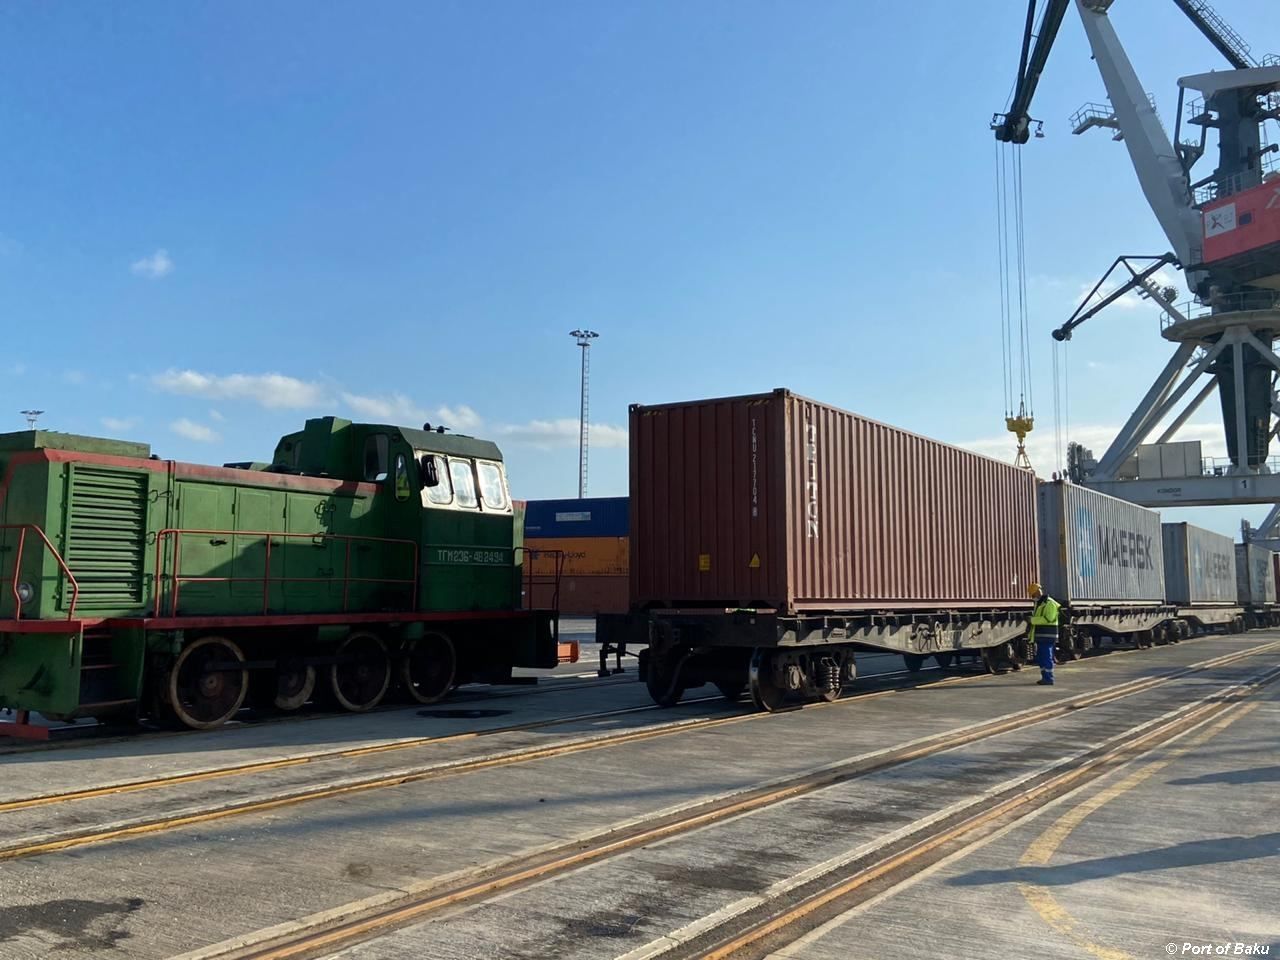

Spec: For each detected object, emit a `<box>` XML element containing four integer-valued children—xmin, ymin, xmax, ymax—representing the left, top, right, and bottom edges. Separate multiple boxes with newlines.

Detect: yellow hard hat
<box><xmin>1027</xmin><ymin>582</ymin><xmax>1042</xmax><ymax>598</ymax></box>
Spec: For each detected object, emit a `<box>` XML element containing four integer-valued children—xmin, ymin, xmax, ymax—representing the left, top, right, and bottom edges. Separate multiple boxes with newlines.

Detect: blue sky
<box><xmin>0</xmin><ymin>1</ymin><xmax>1274</xmax><ymax>535</ymax></box>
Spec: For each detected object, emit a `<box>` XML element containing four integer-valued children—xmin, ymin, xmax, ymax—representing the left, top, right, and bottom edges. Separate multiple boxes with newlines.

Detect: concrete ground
<box><xmin>0</xmin><ymin>633</ymin><xmax>1274</xmax><ymax>960</ymax></box>
<box><xmin>775</xmin><ymin>680</ymin><xmax>1280</xmax><ymax>960</ymax></box>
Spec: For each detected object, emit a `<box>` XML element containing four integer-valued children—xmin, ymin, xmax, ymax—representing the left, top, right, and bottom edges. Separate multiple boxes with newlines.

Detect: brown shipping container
<box><xmin>527</xmin><ymin>575</ymin><xmax>629</xmax><ymax>616</ymax></box>
<box><xmin>630</xmin><ymin>389</ymin><xmax>1039</xmax><ymax>612</ymax></box>
<box><xmin>526</xmin><ymin>536</ymin><xmax>629</xmax><ymax>577</ymax></box>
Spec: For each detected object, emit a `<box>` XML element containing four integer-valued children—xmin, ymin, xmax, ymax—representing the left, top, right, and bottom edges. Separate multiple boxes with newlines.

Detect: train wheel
<box><xmin>401</xmin><ymin>632</ymin><xmax>457</xmax><ymax>705</ymax></box>
<box><xmin>273</xmin><ymin>655</ymin><xmax>316</xmax><ymax>711</ymax></box>
<box><xmin>329</xmin><ymin>631</ymin><xmax>391</xmax><ymax>712</ymax></box>
<box><xmin>934</xmin><ymin>652</ymin><xmax>956</xmax><ymax>670</ymax></box>
<box><xmin>902</xmin><ymin>653</ymin><xmax>926</xmax><ymax>673</ymax></box>
<box><xmin>165</xmin><ymin>636</ymin><xmax>248</xmax><ymax>730</ymax></box>
<box><xmin>645</xmin><ymin>645</ymin><xmax>686</xmax><ymax>707</ymax></box>
<box><xmin>981</xmin><ymin>643</ymin><xmax>1014</xmax><ymax>675</ymax></box>
<box><xmin>748</xmin><ymin>648</ymin><xmax>788</xmax><ymax>712</ymax></box>
<box><xmin>715</xmin><ymin>681</ymin><xmax>746</xmax><ymax>702</ymax></box>
<box><xmin>1059</xmin><ymin>631</ymin><xmax>1081</xmax><ymax>662</ymax></box>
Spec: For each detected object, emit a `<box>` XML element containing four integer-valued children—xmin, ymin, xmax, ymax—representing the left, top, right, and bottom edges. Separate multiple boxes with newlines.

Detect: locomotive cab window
<box><xmin>419</xmin><ymin>453</ymin><xmax>453</xmax><ymax>506</ymax></box>
<box><xmin>363</xmin><ymin>435</ymin><xmax>389</xmax><ymax>481</ymax></box>
<box><xmin>449</xmin><ymin>458</ymin><xmax>479</xmax><ymax>509</ymax></box>
<box><xmin>476</xmin><ymin>460</ymin><xmax>509</xmax><ymax>511</ymax></box>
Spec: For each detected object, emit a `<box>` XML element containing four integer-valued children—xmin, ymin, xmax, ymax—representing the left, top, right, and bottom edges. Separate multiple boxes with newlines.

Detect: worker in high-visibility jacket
<box><xmin>1028</xmin><ymin>582</ymin><xmax>1060</xmax><ymax>686</ymax></box>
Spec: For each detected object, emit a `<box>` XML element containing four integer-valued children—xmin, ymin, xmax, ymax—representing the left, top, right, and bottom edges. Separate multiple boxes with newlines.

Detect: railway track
<box><xmin>158</xmin><ymin>639</ymin><xmax>1280</xmax><ymax>960</ymax></box>
<box><xmin>0</xmin><ymin>668</ymin><xmax>639</xmax><ymax>756</ymax></box>
<box><xmin>0</xmin><ymin>656</ymin><xmax>942</xmax><ymax>818</ymax></box>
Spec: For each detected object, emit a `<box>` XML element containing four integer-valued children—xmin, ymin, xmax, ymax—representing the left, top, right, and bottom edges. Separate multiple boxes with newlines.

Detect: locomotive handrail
<box><xmin>153</xmin><ymin>528</ymin><xmax>419</xmax><ymax>618</ymax></box>
<box><xmin>0</xmin><ymin>523</ymin><xmax>80</xmax><ymax>621</ymax></box>
<box><xmin>514</xmin><ymin>545</ymin><xmax>565</xmax><ymax>615</ymax></box>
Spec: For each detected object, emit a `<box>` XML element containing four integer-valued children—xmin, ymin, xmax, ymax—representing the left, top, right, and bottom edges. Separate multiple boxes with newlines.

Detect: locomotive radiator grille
<box><xmin>63</xmin><ymin>466</ymin><xmax>148</xmax><ymax>607</ymax></box>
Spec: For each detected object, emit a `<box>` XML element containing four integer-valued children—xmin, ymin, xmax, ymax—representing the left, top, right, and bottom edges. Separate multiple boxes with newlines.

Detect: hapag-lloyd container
<box><xmin>1235</xmin><ymin>543</ymin><xmax>1277</xmax><ymax>604</ymax></box>
<box><xmin>1037</xmin><ymin>481</ymin><xmax>1164</xmax><ymax>604</ymax></box>
<box><xmin>1162</xmin><ymin>522</ymin><xmax>1237</xmax><ymax>605</ymax></box>
<box><xmin>629</xmin><ymin>389</ymin><xmax>1038</xmax><ymax>612</ymax></box>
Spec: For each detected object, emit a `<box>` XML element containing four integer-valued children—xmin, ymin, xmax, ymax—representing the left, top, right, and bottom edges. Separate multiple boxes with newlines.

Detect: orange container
<box><xmin>527</xmin><ymin>575</ymin><xmax>629</xmax><ymax>615</ymax></box>
<box><xmin>526</xmin><ymin>537</ymin><xmax>629</xmax><ymax>577</ymax></box>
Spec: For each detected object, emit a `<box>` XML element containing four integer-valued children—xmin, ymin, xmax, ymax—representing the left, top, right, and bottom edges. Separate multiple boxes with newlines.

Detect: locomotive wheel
<box><xmin>273</xmin><ymin>656</ymin><xmax>316</xmax><ymax>711</ymax></box>
<box><xmin>401</xmin><ymin>632</ymin><xmax>457</xmax><ymax>705</ymax></box>
<box><xmin>329</xmin><ymin>631</ymin><xmax>391</xmax><ymax>712</ymax></box>
<box><xmin>1058</xmin><ymin>631</ymin><xmax>1081</xmax><ymax>662</ymax></box>
<box><xmin>165</xmin><ymin>636</ymin><xmax>248</xmax><ymax>730</ymax></box>
<box><xmin>748</xmin><ymin>648</ymin><xmax>788</xmax><ymax>712</ymax></box>
<box><xmin>934</xmin><ymin>652</ymin><xmax>956</xmax><ymax>670</ymax></box>
<box><xmin>715</xmin><ymin>681</ymin><xmax>746</xmax><ymax>702</ymax></box>
<box><xmin>902</xmin><ymin>653</ymin><xmax>926</xmax><ymax>673</ymax></box>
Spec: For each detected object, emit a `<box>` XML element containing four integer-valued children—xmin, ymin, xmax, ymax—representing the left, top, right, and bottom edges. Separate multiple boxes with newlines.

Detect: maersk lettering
<box><xmin>805</xmin><ymin>420</ymin><xmax>819</xmax><ymax>539</ymax></box>
<box><xmin>1096</xmin><ymin>526</ymin><xmax>1153</xmax><ymax>570</ymax></box>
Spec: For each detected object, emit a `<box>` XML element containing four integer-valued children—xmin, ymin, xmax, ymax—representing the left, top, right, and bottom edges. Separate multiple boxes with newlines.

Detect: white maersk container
<box><xmin>1037</xmin><ymin>481</ymin><xmax>1165</xmax><ymax>604</ymax></box>
<box><xmin>1235</xmin><ymin>543</ymin><xmax>1277</xmax><ymax>605</ymax></box>
<box><xmin>1162</xmin><ymin>522</ymin><xmax>1236</xmax><ymax>605</ymax></box>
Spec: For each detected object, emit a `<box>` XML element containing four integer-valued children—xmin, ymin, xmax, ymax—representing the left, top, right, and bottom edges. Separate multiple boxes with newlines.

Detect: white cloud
<box><xmin>62</xmin><ymin>370</ymin><xmax>86</xmax><ymax>385</ymax></box>
<box><xmin>341</xmin><ymin>394</ymin><xmax>483</xmax><ymax>432</ymax></box>
<box><xmin>101</xmin><ymin>416</ymin><xmax>138</xmax><ymax>432</ymax></box>
<box><xmin>8</xmin><ymin>363</ymin><xmax>25</xmax><ymax>376</ymax></box>
<box><xmin>152</xmin><ymin>370</ymin><xmax>326</xmax><ymax>409</ymax></box>
<box><xmin>342</xmin><ymin>392</ymin><xmax>428</xmax><ymax>423</ymax></box>
<box><xmin>131</xmin><ymin>248</ymin><xmax>173</xmax><ymax>279</ymax></box>
<box><xmin>170</xmin><ymin>418</ymin><xmax>220</xmax><ymax>443</ymax></box>
<box><xmin>494</xmin><ymin>418</ymin><xmax>628</xmax><ymax>450</ymax></box>
<box><xmin>208</xmin><ymin>409</ymin><xmax>225</xmax><ymax>422</ymax></box>
<box><xmin>435</xmin><ymin>404</ymin><xmax>482</xmax><ymax>431</ymax></box>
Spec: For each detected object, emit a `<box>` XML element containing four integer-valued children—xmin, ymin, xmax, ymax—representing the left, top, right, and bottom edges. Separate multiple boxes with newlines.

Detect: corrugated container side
<box><xmin>1161</xmin><ymin>522</ymin><xmax>1237</xmax><ymax>605</ymax></box>
<box><xmin>526</xmin><ymin>536</ymin><xmax>628</xmax><ymax>577</ymax></box>
<box><xmin>630</xmin><ymin>390</ymin><xmax>1037</xmax><ymax>611</ymax></box>
<box><xmin>1038</xmin><ymin>482</ymin><xmax>1165</xmax><ymax>604</ymax></box>
<box><xmin>782</xmin><ymin>396</ymin><xmax>1037</xmax><ymax>608</ymax></box>
<box><xmin>1235</xmin><ymin>543</ymin><xmax>1277</xmax><ymax>604</ymax></box>
<box><xmin>524</xmin><ymin>497</ymin><xmax>629</xmax><ymax>538</ymax></box>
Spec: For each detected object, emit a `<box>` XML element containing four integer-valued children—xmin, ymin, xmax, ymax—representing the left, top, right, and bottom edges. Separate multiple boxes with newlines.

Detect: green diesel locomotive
<box><xmin>0</xmin><ymin>416</ymin><xmax>561</xmax><ymax>735</ymax></box>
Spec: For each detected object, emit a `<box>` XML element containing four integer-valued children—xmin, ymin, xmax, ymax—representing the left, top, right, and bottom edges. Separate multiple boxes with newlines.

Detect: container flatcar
<box><xmin>1162</xmin><ymin>522</ymin><xmax>1243</xmax><ymax>634</ymax></box>
<box><xmin>1036</xmin><ymin>481</ymin><xmax>1175</xmax><ymax>655</ymax></box>
<box><xmin>0</xmin><ymin>417</ymin><xmax>561</xmax><ymax>737</ymax></box>
<box><xmin>607</xmin><ymin>389</ymin><xmax>1040</xmax><ymax>711</ymax></box>
<box><xmin>1235</xmin><ymin>542</ymin><xmax>1280</xmax><ymax>628</ymax></box>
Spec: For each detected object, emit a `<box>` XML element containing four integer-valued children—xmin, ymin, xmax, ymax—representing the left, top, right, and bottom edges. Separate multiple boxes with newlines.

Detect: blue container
<box><xmin>524</xmin><ymin>497</ymin><xmax>629</xmax><ymax>538</ymax></box>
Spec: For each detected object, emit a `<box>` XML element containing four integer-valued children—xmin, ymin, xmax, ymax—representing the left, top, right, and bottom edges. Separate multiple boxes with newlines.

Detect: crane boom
<box><xmin>993</xmin><ymin>0</ymin><xmax>1071</xmax><ymax>143</ymax></box>
<box><xmin>1073</xmin><ymin>0</ymin><xmax>1203</xmax><ymax>274</ymax></box>
<box><xmin>1168</xmin><ymin>0</ymin><xmax>1253</xmax><ymax>69</ymax></box>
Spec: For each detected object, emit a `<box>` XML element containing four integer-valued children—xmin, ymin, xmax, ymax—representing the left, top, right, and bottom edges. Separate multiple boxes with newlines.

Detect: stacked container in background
<box><xmin>524</xmin><ymin>497</ymin><xmax>629</xmax><ymax>616</ymax></box>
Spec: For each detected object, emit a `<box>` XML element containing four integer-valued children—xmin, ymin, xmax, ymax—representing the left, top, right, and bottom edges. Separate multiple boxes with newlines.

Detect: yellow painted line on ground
<box><xmin>1016</xmin><ymin>703</ymin><xmax>1258</xmax><ymax>960</ymax></box>
<box><xmin>692</xmin><ymin>669</ymin><xmax>1278</xmax><ymax>960</ymax></box>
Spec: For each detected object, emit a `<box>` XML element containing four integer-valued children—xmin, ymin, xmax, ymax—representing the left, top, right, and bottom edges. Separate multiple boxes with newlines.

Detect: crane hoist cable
<box><xmin>996</xmin><ymin>139</ymin><xmax>1035</xmax><ymax>469</ymax></box>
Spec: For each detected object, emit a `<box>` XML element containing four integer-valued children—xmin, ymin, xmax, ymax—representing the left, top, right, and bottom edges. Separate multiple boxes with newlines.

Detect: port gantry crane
<box><xmin>994</xmin><ymin>0</ymin><xmax>1280</xmax><ymax>537</ymax></box>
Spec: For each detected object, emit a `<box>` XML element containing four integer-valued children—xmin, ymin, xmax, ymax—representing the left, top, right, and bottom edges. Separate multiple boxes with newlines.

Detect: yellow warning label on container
<box><xmin>749</xmin><ymin>553</ymin><xmax>761</xmax><ymax>569</ymax></box>
<box><xmin>698</xmin><ymin>553</ymin><xmax>711</xmax><ymax>572</ymax></box>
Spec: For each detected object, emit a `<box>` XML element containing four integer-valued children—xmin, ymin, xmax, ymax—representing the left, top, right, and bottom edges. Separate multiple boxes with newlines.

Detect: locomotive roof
<box><xmin>0</xmin><ymin>429</ymin><xmax>151</xmax><ymax>459</ymax></box>
<box><xmin>398</xmin><ymin>426</ymin><xmax>503</xmax><ymax>462</ymax></box>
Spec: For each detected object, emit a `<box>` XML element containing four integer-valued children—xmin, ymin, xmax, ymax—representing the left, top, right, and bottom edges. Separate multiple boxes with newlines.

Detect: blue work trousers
<box><xmin>1035</xmin><ymin>637</ymin><xmax>1056</xmax><ymax>683</ymax></box>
